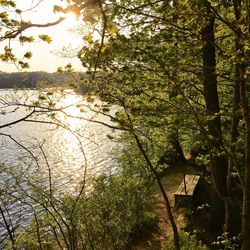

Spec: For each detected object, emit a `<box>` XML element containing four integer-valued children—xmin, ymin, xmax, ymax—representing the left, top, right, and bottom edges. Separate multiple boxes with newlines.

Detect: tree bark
<box><xmin>238</xmin><ymin>38</ymin><xmax>250</xmax><ymax>250</ymax></box>
<box><xmin>125</xmin><ymin>112</ymin><xmax>180</xmax><ymax>250</ymax></box>
<box><xmin>133</xmin><ymin>130</ymin><xmax>180</xmax><ymax>250</ymax></box>
<box><xmin>201</xmin><ymin>0</ymin><xmax>228</xmax><ymax>232</ymax></box>
<box><xmin>225</xmin><ymin>69</ymin><xmax>240</xmax><ymax>233</ymax></box>
<box><xmin>239</xmin><ymin>65</ymin><xmax>250</xmax><ymax>249</ymax></box>
<box><xmin>240</xmin><ymin>84</ymin><xmax>250</xmax><ymax>250</ymax></box>
<box><xmin>225</xmin><ymin>3</ymin><xmax>242</xmax><ymax>230</ymax></box>
<box><xmin>231</xmin><ymin>2</ymin><xmax>250</xmax><ymax>248</ymax></box>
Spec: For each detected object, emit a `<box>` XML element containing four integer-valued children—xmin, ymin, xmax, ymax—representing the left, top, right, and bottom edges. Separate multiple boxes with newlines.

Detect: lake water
<box><xmin>0</xmin><ymin>89</ymin><xmax>118</xmax><ymax>244</ymax></box>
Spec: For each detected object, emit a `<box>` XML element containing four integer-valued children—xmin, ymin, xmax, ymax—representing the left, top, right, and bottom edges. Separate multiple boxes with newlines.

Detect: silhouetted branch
<box><xmin>0</xmin><ymin>133</ymin><xmax>39</xmax><ymax>167</ymax></box>
<box><xmin>0</xmin><ymin>110</ymin><xmax>35</xmax><ymax>129</ymax></box>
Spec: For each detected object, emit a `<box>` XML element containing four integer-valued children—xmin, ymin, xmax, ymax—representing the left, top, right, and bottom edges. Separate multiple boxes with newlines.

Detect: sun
<box><xmin>63</xmin><ymin>11</ymin><xmax>80</xmax><ymax>29</ymax></box>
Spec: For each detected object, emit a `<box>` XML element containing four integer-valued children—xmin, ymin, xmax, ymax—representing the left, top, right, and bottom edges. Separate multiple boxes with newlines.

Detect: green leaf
<box><xmin>19</xmin><ymin>36</ymin><xmax>35</xmax><ymax>43</ymax></box>
<box><xmin>57</xmin><ymin>67</ymin><xmax>63</xmax><ymax>73</ymax></box>
<box><xmin>108</xmin><ymin>23</ymin><xmax>118</xmax><ymax>35</ymax></box>
<box><xmin>23</xmin><ymin>52</ymin><xmax>32</xmax><ymax>59</ymax></box>
<box><xmin>18</xmin><ymin>61</ymin><xmax>29</xmax><ymax>69</ymax></box>
<box><xmin>38</xmin><ymin>34</ymin><xmax>52</xmax><ymax>44</ymax></box>
<box><xmin>84</xmin><ymin>33</ymin><xmax>93</xmax><ymax>43</ymax></box>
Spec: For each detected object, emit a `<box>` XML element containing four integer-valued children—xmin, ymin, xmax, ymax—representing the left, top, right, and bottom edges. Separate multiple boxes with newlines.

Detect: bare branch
<box><xmin>93</xmin><ymin>1</ymin><xmax>108</xmax><ymax>78</ymax></box>
<box><xmin>0</xmin><ymin>109</ymin><xmax>35</xmax><ymax>129</ymax></box>
<box><xmin>0</xmin><ymin>132</ymin><xmax>39</xmax><ymax>167</ymax></box>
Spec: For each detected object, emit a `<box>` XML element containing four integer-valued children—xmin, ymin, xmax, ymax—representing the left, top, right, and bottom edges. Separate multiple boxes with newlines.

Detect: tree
<box><xmin>0</xmin><ymin>1</ymin><xmax>85</xmax><ymax>246</ymax></box>
<box><xmin>4</xmin><ymin>0</ymin><xmax>250</xmax><ymax>248</ymax></box>
<box><xmin>200</xmin><ymin>0</ymin><xmax>228</xmax><ymax>234</ymax></box>
<box><xmin>0</xmin><ymin>3</ymin><xmax>157</xmax><ymax>249</ymax></box>
<box><xmin>74</xmin><ymin>0</ymin><xmax>250</xmax><ymax>248</ymax></box>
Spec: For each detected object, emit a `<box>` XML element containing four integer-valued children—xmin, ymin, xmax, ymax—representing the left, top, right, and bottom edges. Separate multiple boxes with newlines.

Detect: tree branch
<box><xmin>0</xmin><ymin>110</ymin><xmax>35</xmax><ymax>128</ymax></box>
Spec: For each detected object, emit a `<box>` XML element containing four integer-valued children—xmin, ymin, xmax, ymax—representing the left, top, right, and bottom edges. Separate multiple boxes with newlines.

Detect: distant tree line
<box><xmin>0</xmin><ymin>71</ymin><xmax>89</xmax><ymax>91</ymax></box>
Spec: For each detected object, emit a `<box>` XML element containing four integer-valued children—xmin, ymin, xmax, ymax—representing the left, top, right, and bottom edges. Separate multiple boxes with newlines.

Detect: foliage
<box><xmin>213</xmin><ymin>233</ymin><xmax>241</xmax><ymax>250</ymax></box>
<box><xmin>0</xmin><ymin>1</ymin><xmax>63</xmax><ymax>69</ymax></box>
<box><xmin>73</xmin><ymin>0</ymin><xmax>250</xmax><ymax>248</ymax></box>
<box><xmin>165</xmin><ymin>231</ymin><xmax>209</xmax><ymax>250</ymax></box>
<box><xmin>3</xmin><ymin>0</ymin><xmax>250</xmax><ymax>248</ymax></box>
<box><xmin>8</xmin><ymin>143</ymin><xmax>155</xmax><ymax>250</ymax></box>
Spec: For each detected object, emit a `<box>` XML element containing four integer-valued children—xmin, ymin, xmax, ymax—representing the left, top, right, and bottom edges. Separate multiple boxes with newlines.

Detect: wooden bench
<box><xmin>174</xmin><ymin>174</ymin><xmax>200</xmax><ymax>207</ymax></box>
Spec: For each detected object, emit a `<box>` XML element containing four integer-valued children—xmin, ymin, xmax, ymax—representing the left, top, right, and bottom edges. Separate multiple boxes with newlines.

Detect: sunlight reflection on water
<box><xmin>0</xmin><ymin>89</ymin><xmax>117</xmax><ymax>184</ymax></box>
<box><xmin>0</xmin><ymin>89</ymin><xmax>118</xmax><ymax>242</ymax></box>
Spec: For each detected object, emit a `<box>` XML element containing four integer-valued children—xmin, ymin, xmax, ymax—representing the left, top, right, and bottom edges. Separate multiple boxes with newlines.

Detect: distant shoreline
<box><xmin>0</xmin><ymin>71</ymin><xmax>89</xmax><ymax>92</ymax></box>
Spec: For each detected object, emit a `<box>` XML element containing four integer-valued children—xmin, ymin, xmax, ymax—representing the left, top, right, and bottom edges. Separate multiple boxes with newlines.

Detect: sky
<box><xmin>0</xmin><ymin>0</ymin><xmax>85</xmax><ymax>73</ymax></box>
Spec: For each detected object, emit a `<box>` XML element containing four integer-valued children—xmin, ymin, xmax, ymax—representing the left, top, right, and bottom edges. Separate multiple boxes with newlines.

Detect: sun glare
<box><xmin>63</xmin><ymin>11</ymin><xmax>79</xmax><ymax>28</ymax></box>
<box><xmin>0</xmin><ymin>1</ymin><xmax>84</xmax><ymax>72</ymax></box>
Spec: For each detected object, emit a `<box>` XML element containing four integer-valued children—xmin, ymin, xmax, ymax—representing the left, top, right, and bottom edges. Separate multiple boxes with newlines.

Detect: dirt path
<box><xmin>130</xmin><ymin>164</ymin><xmax>197</xmax><ymax>250</ymax></box>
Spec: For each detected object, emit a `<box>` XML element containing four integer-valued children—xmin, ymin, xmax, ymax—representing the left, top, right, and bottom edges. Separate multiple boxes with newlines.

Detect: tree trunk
<box><xmin>238</xmin><ymin>39</ymin><xmax>250</xmax><ymax>250</ymax></box>
<box><xmin>241</xmin><ymin>111</ymin><xmax>250</xmax><ymax>250</ymax></box>
<box><xmin>133</xmin><ymin>131</ymin><xmax>180</xmax><ymax>250</ymax></box>
<box><xmin>225</xmin><ymin>70</ymin><xmax>240</xmax><ymax>233</ymax></box>
<box><xmin>231</xmin><ymin>2</ymin><xmax>250</xmax><ymax>248</ymax></box>
<box><xmin>201</xmin><ymin>0</ymin><xmax>227</xmax><ymax>232</ymax></box>
<box><xmin>239</xmin><ymin>70</ymin><xmax>250</xmax><ymax>250</ymax></box>
<box><xmin>225</xmin><ymin>19</ymin><xmax>242</xmax><ymax>232</ymax></box>
<box><xmin>125</xmin><ymin>111</ymin><xmax>180</xmax><ymax>250</ymax></box>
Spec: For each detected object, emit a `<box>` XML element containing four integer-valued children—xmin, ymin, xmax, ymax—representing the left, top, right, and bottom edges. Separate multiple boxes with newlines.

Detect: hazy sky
<box><xmin>0</xmin><ymin>0</ymin><xmax>84</xmax><ymax>73</ymax></box>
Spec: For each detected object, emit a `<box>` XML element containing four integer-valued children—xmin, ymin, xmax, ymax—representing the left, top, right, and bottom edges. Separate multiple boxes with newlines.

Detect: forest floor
<box><xmin>128</xmin><ymin>162</ymin><xmax>197</xmax><ymax>250</ymax></box>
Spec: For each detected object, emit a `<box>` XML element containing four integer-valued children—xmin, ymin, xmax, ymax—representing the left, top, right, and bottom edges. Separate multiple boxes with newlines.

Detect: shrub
<box><xmin>9</xmin><ymin>146</ymin><xmax>155</xmax><ymax>250</ymax></box>
<box><xmin>165</xmin><ymin>231</ymin><xmax>209</xmax><ymax>250</ymax></box>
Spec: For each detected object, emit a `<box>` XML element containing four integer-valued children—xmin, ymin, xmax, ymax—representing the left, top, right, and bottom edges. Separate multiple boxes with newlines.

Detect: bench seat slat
<box><xmin>174</xmin><ymin>175</ymin><xmax>200</xmax><ymax>197</ymax></box>
<box><xmin>174</xmin><ymin>174</ymin><xmax>200</xmax><ymax>207</ymax></box>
